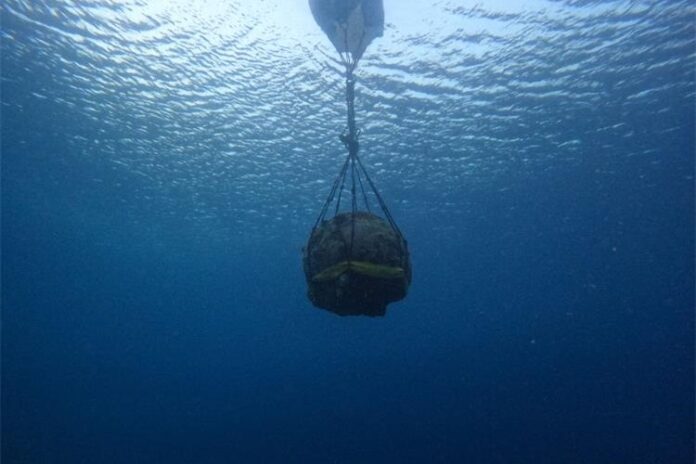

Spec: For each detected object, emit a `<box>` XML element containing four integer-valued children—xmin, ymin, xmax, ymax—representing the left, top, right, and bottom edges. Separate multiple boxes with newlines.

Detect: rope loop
<box><xmin>309</xmin><ymin>54</ymin><xmax>406</xmax><ymax>267</ymax></box>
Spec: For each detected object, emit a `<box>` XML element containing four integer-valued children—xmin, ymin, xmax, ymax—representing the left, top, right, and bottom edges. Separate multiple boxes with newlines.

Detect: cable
<box><xmin>310</xmin><ymin>57</ymin><xmax>407</xmax><ymax>270</ymax></box>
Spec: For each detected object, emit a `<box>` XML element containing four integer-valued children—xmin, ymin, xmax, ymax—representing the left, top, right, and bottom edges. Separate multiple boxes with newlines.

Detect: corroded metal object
<box><xmin>303</xmin><ymin>212</ymin><xmax>411</xmax><ymax>316</ymax></box>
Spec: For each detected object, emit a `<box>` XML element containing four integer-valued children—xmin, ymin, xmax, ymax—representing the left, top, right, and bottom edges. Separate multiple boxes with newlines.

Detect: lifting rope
<box><xmin>309</xmin><ymin>57</ymin><xmax>406</xmax><ymax>267</ymax></box>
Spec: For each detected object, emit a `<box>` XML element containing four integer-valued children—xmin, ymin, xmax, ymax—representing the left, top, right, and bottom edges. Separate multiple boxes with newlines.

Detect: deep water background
<box><xmin>2</xmin><ymin>1</ymin><xmax>694</xmax><ymax>463</ymax></box>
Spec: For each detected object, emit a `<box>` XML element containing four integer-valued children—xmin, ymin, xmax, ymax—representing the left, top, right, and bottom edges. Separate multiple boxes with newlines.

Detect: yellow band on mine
<box><xmin>312</xmin><ymin>260</ymin><xmax>405</xmax><ymax>282</ymax></box>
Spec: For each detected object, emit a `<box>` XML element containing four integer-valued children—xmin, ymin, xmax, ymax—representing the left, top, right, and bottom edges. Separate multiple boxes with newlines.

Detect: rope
<box><xmin>313</xmin><ymin>154</ymin><xmax>350</xmax><ymax>230</ymax></box>
<box><xmin>310</xmin><ymin>57</ymin><xmax>406</xmax><ymax>267</ymax></box>
<box><xmin>334</xmin><ymin>158</ymin><xmax>349</xmax><ymax>217</ymax></box>
<box><xmin>356</xmin><ymin>163</ymin><xmax>370</xmax><ymax>212</ymax></box>
<box><xmin>354</xmin><ymin>154</ymin><xmax>404</xmax><ymax>241</ymax></box>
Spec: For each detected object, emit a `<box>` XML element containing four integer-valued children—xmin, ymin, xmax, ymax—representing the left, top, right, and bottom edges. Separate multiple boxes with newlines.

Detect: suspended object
<box><xmin>304</xmin><ymin>0</ymin><xmax>411</xmax><ymax>317</ymax></box>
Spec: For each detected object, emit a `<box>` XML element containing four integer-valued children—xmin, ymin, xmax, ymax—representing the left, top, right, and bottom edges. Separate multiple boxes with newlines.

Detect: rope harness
<box><xmin>307</xmin><ymin>55</ymin><xmax>406</xmax><ymax>277</ymax></box>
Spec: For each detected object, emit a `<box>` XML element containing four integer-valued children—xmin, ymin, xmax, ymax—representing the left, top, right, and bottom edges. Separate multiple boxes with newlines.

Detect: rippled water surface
<box><xmin>5</xmin><ymin>0</ymin><xmax>693</xmax><ymax>244</ymax></box>
<box><xmin>3</xmin><ymin>1</ymin><xmax>694</xmax><ymax>463</ymax></box>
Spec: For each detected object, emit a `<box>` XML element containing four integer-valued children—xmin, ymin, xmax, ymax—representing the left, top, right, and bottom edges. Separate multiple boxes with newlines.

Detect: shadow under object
<box><xmin>303</xmin><ymin>212</ymin><xmax>411</xmax><ymax>316</ymax></box>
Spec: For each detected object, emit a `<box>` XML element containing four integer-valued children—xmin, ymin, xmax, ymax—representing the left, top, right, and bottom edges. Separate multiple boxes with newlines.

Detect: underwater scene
<box><xmin>2</xmin><ymin>0</ymin><xmax>694</xmax><ymax>462</ymax></box>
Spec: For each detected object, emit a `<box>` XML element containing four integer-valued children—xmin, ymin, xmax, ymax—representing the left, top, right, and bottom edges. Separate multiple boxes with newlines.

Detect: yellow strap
<box><xmin>312</xmin><ymin>260</ymin><xmax>405</xmax><ymax>282</ymax></box>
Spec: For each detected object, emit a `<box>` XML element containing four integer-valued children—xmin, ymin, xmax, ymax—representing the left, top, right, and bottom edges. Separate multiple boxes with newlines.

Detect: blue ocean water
<box><xmin>2</xmin><ymin>0</ymin><xmax>694</xmax><ymax>462</ymax></box>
